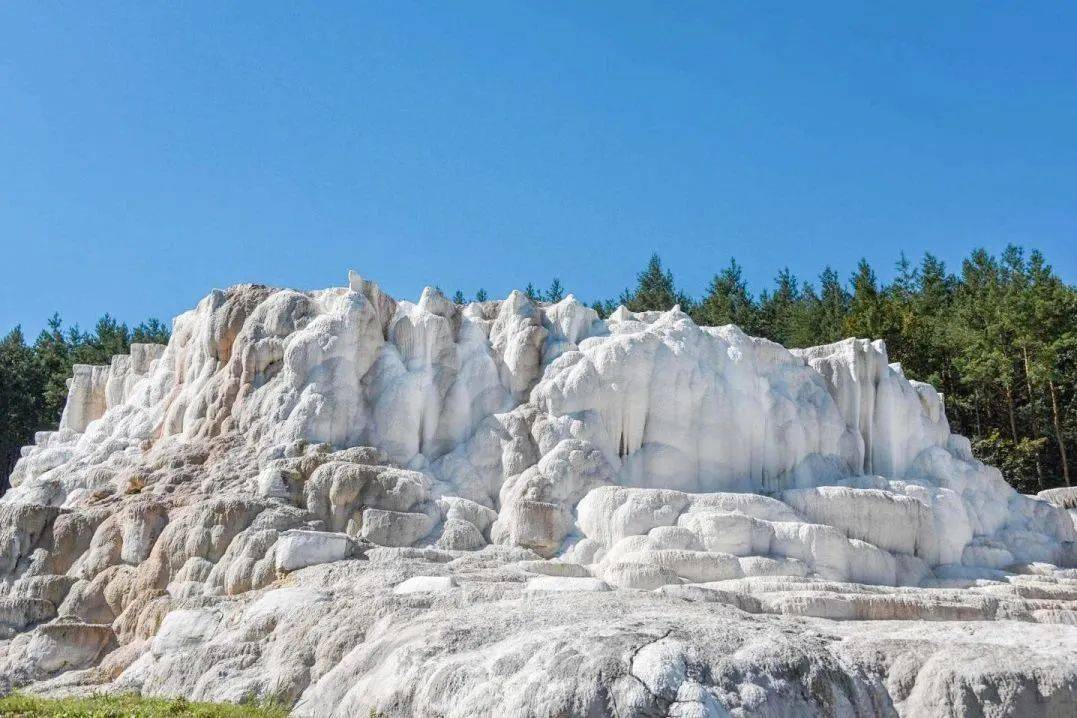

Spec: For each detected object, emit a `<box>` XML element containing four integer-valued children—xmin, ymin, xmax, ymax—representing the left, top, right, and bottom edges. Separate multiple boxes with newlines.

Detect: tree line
<box><xmin>0</xmin><ymin>315</ymin><xmax>170</xmax><ymax>484</ymax></box>
<box><xmin>2</xmin><ymin>245</ymin><xmax>1074</xmax><ymax>493</ymax></box>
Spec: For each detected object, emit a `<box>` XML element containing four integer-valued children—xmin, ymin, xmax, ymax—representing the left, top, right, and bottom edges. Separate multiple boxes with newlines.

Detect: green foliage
<box><xmin>756</xmin><ymin>268</ymin><xmax>807</xmax><ymax>346</ymax></box>
<box><xmin>131</xmin><ymin>319</ymin><xmax>171</xmax><ymax>346</ymax></box>
<box><xmin>590</xmin><ymin>299</ymin><xmax>618</xmax><ymax>319</ymax></box>
<box><xmin>618</xmin><ymin>253</ymin><xmax>692</xmax><ymax>313</ymax></box>
<box><xmin>844</xmin><ymin>258</ymin><xmax>895</xmax><ymax>343</ymax></box>
<box><xmin>34</xmin><ymin>314</ymin><xmax>72</xmax><ymax>427</ymax></box>
<box><xmin>544</xmin><ymin>278</ymin><xmax>565</xmax><ymax>303</ymax></box>
<box><xmin>972</xmin><ymin>432</ymin><xmax>1048</xmax><ymax>495</ymax></box>
<box><xmin>0</xmin><ymin>691</ymin><xmax>288</xmax><ymax>717</ymax></box>
<box><xmin>812</xmin><ymin>266</ymin><xmax>852</xmax><ymax>343</ymax></box>
<box><xmin>692</xmin><ymin>258</ymin><xmax>757</xmax><ymax>331</ymax></box>
<box><xmin>1</xmin><ymin>327</ymin><xmax>46</xmax><ymax>481</ymax></box>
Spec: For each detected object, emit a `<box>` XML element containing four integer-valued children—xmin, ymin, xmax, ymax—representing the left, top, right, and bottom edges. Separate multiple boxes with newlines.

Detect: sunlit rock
<box><xmin>1</xmin><ymin>272</ymin><xmax>1074</xmax><ymax>715</ymax></box>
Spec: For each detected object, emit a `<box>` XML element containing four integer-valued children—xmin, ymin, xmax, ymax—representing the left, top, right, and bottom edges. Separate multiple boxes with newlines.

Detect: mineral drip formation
<box><xmin>2</xmin><ymin>272</ymin><xmax>1076</xmax><ymax>716</ymax></box>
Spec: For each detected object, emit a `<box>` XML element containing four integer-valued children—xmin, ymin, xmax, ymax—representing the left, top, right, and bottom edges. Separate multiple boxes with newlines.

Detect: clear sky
<box><xmin>2</xmin><ymin>2</ymin><xmax>1075</xmax><ymax>337</ymax></box>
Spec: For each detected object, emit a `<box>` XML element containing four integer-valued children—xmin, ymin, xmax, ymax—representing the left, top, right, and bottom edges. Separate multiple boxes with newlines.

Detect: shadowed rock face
<box><xmin>1</xmin><ymin>273</ymin><xmax>1075</xmax><ymax>716</ymax></box>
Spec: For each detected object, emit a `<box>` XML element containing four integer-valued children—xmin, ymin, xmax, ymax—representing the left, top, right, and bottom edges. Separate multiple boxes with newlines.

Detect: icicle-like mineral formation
<box><xmin>2</xmin><ymin>273</ymin><xmax>1075</xmax><ymax>716</ymax></box>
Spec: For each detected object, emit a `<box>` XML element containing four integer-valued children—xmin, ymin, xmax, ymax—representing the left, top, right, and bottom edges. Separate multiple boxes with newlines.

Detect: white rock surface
<box><xmin>275</xmin><ymin>530</ymin><xmax>357</xmax><ymax>572</ymax></box>
<box><xmin>1</xmin><ymin>272</ymin><xmax>1075</xmax><ymax>715</ymax></box>
<box><xmin>524</xmin><ymin>576</ymin><xmax>610</xmax><ymax>592</ymax></box>
<box><xmin>393</xmin><ymin>575</ymin><xmax>455</xmax><ymax>594</ymax></box>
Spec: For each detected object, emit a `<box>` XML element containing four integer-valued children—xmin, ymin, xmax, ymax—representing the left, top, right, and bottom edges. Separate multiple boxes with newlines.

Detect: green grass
<box><xmin>0</xmin><ymin>692</ymin><xmax>290</xmax><ymax>717</ymax></box>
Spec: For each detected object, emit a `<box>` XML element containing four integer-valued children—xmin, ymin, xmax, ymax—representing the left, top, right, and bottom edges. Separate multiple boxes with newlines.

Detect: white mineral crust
<box><xmin>1</xmin><ymin>272</ymin><xmax>1075</xmax><ymax>716</ymax></box>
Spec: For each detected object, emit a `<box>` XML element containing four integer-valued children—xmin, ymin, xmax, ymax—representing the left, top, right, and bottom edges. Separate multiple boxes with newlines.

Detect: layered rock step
<box><xmin>1</xmin><ymin>272</ymin><xmax>1074</xmax><ymax>715</ymax></box>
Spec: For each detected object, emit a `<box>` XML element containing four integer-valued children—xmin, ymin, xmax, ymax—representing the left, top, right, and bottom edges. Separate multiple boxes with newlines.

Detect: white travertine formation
<box><xmin>1</xmin><ymin>273</ymin><xmax>1075</xmax><ymax>715</ymax></box>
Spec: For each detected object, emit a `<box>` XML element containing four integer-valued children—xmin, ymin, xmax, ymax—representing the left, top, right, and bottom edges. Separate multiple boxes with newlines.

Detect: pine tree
<box><xmin>811</xmin><ymin>267</ymin><xmax>850</xmax><ymax>343</ymax></box>
<box><xmin>955</xmin><ymin>249</ymin><xmax>1022</xmax><ymax>445</ymax></box>
<box><xmin>0</xmin><ymin>327</ymin><xmax>45</xmax><ymax>485</ymax></box>
<box><xmin>786</xmin><ymin>281</ymin><xmax>822</xmax><ymax>348</ymax></box>
<box><xmin>619</xmin><ymin>253</ymin><xmax>691</xmax><ymax>313</ymax></box>
<box><xmin>1022</xmin><ymin>250</ymin><xmax>1075</xmax><ymax>485</ymax></box>
<box><xmin>844</xmin><ymin>259</ymin><xmax>893</xmax><ymax>342</ymax></box>
<box><xmin>475</xmin><ymin>289</ymin><xmax>488</xmax><ymax>302</ymax></box>
<box><xmin>73</xmin><ymin>314</ymin><xmax>130</xmax><ymax>365</ymax></box>
<box><xmin>907</xmin><ymin>254</ymin><xmax>960</xmax><ymax>419</ymax></box>
<box><xmin>756</xmin><ymin>269</ymin><xmax>802</xmax><ymax>345</ymax></box>
<box><xmin>545</xmin><ymin>278</ymin><xmax>565</xmax><ymax>303</ymax></box>
<box><xmin>33</xmin><ymin>314</ymin><xmax>72</xmax><ymax>428</ymax></box>
<box><xmin>590</xmin><ymin>299</ymin><xmax>617</xmax><ymax>319</ymax></box>
<box><xmin>131</xmin><ymin>318</ymin><xmax>170</xmax><ymax>345</ymax></box>
<box><xmin>692</xmin><ymin>258</ymin><xmax>756</xmax><ymax>330</ymax></box>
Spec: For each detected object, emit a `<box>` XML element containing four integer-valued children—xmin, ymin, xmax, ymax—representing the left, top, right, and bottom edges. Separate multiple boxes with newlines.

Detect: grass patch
<box><xmin>0</xmin><ymin>692</ymin><xmax>290</xmax><ymax>717</ymax></box>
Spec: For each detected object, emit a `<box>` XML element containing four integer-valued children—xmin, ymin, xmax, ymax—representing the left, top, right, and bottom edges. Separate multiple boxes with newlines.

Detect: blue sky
<box><xmin>2</xmin><ymin>2</ymin><xmax>1075</xmax><ymax>337</ymax></box>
